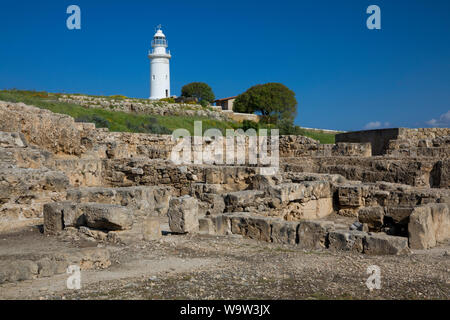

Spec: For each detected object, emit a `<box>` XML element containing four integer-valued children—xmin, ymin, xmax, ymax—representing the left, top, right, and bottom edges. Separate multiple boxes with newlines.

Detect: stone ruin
<box><xmin>0</xmin><ymin>100</ymin><xmax>449</xmax><ymax>282</ymax></box>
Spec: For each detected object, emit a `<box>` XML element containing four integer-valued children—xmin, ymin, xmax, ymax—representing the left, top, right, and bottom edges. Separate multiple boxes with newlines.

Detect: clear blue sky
<box><xmin>1</xmin><ymin>0</ymin><xmax>449</xmax><ymax>131</ymax></box>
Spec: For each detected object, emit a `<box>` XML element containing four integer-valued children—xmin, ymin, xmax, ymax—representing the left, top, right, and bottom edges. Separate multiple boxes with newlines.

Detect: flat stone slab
<box><xmin>80</xmin><ymin>203</ymin><xmax>133</xmax><ymax>231</ymax></box>
<box><xmin>363</xmin><ymin>233</ymin><xmax>409</xmax><ymax>255</ymax></box>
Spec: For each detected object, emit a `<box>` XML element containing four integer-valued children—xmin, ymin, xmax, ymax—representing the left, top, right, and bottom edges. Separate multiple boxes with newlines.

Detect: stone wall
<box><xmin>280</xmin><ymin>135</ymin><xmax>371</xmax><ymax>157</ymax></box>
<box><xmin>335</xmin><ymin>128</ymin><xmax>400</xmax><ymax>155</ymax></box>
<box><xmin>336</xmin><ymin>127</ymin><xmax>450</xmax><ymax>156</ymax></box>
<box><xmin>398</xmin><ymin>128</ymin><xmax>450</xmax><ymax>141</ymax></box>
<box><xmin>0</xmin><ymin>101</ymin><xmax>83</xmax><ymax>155</ymax></box>
<box><xmin>282</xmin><ymin>157</ymin><xmax>448</xmax><ymax>188</ymax></box>
<box><xmin>0</xmin><ymin>167</ymin><xmax>68</xmax><ymax>232</ymax></box>
<box><xmin>386</xmin><ymin>132</ymin><xmax>450</xmax><ymax>158</ymax></box>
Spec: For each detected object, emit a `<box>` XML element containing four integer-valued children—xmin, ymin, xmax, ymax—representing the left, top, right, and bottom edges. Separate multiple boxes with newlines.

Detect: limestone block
<box><xmin>363</xmin><ymin>233</ymin><xmax>409</xmax><ymax>255</ymax></box>
<box><xmin>225</xmin><ymin>190</ymin><xmax>265</xmax><ymax>209</ymax></box>
<box><xmin>297</xmin><ymin>220</ymin><xmax>334</xmax><ymax>249</ymax></box>
<box><xmin>271</xmin><ymin>220</ymin><xmax>299</xmax><ymax>244</ymax></box>
<box><xmin>229</xmin><ymin>213</ymin><xmax>273</xmax><ymax>242</ymax></box>
<box><xmin>385</xmin><ymin>206</ymin><xmax>414</xmax><ymax>225</ymax></box>
<box><xmin>338</xmin><ymin>185</ymin><xmax>363</xmax><ymax>207</ymax></box>
<box><xmin>152</xmin><ymin>186</ymin><xmax>172</xmax><ymax>216</ymax></box>
<box><xmin>142</xmin><ymin>216</ymin><xmax>162</xmax><ymax>241</ymax></box>
<box><xmin>81</xmin><ymin>203</ymin><xmax>133</xmax><ymax>231</ymax></box>
<box><xmin>271</xmin><ymin>183</ymin><xmax>306</xmax><ymax>204</ymax></box>
<box><xmin>245</xmin><ymin>216</ymin><xmax>273</xmax><ymax>242</ymax></box>
<box><xmin>66</xmin><ymin>186</ymin><xmax>172</xmax><ymax>217</ymax></box>
<box><xmin>199</xmin><ymin>217</ymin><xmax>215</xmax><ymax>235</ymax></box>
<box><xmin>297</xmin><ymin>198</ymin><xmax>333</xmax><ymax>219</ymax></box>
<box><xmin>108</xmin><ymin>216</ymin><xmax>161</xmax><ymax>243</ymax></box>
<box><xmin>328</xmin><ymin>230</ymin><xmax>365</xmax><ymax>252</ymax></box>
<box><xmin>43</xmin><ymin>203</ymin><xmax>64</xmax><ymax>235</ymax></box>
<box><xmin>251</xmin><ymin>174</ymin><xmax>283</xmax><ymax>192</ymax></box>
<box><xmin>211</xmin><ymin>214</ymin><xmax>231</xmax><ymax>235</ymax></box>
<box><xmin>230</xmin><ymin>213</ymin><xmax>250</xmax><ymax>236</ymax></box>
<box><xmin>358</xmin><ymin>206</ymin><xmax>384</xmax><ymax>231</ymax></box>
<box><xmin>408</xmin><ymin>203</ymin><xmax>450</xmax><ymax>249</ymax></box>
<box><xmin>168</xmin><ymin>196</ymin><xmax>199</xmax><ymax>233</ymax></box>
<box><xmin>61</xmin><ymin>202</ymin><xmax>84</xmax><ymax>227</ymax></box>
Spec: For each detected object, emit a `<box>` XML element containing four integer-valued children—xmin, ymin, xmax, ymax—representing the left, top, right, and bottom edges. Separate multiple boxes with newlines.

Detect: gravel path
<box><xmin>1</xmin><ymin>230</ymin><xmax>448</xmax><ymax>300</ymax></box>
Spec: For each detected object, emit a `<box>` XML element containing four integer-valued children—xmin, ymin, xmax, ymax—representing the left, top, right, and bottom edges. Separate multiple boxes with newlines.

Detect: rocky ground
<box><xmin>1</xmin><ymin>225</ymin><xmax>448</xmax><ymax>300</ymax></box>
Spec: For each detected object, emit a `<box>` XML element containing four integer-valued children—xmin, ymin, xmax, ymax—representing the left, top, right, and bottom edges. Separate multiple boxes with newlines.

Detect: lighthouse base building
<box><xmin>148</xmin><ymin>26</ymin><xmax>171</xmax><ymax>100</ymax></box>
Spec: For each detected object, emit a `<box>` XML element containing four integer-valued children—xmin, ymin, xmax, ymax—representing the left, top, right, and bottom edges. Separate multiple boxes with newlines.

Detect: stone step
<box><xmin>66</xmin><ymin>185</ymin><xmax>172</xmax><ymax>217</ymax></box>
<box><xmin>43</xmin><ymin>202</ymin><xmax>162</xmax><ymax>243</ymax></box>
<box><xmin>199</xmin><ymin>213</ymin><xmax>409</xmax><ymax>255</ymax></box>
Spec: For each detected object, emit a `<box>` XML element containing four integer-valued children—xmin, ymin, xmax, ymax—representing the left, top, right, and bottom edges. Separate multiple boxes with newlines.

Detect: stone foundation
<box><xmin>1</xmin><ymin>100</ymin><xmax>449</xmax><ymax>255</ymax></box>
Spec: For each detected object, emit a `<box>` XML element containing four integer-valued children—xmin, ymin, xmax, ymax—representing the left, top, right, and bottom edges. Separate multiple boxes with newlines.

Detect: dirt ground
<box><xmin>0</xmin><ymin>225</ymin><xmax>449</xmax><ymax>300</ymax></box>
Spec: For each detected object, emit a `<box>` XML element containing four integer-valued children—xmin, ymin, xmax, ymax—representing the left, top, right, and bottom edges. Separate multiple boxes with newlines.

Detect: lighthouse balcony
<box><xmin>148</xmin><ymin>50</ymin><xmax>171</xmax><ymax>59</ymax></box>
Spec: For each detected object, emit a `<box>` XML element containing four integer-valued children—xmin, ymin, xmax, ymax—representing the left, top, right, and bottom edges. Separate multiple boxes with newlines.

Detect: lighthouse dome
<box><xmin>153</xmin><ymin>29</ymin><xmax>166</xmax><ymax>38</ymax></box>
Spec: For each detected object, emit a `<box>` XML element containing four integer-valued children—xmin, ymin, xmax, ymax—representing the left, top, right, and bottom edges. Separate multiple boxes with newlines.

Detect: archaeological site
<box><xmin>0</xmin><ymin>99</ymin><xmax>448</xmax><ymax>300</ymax></box>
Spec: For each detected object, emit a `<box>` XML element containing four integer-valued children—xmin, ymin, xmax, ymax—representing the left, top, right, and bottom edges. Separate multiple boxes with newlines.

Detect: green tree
<box><xmin>181</xmin><ymin>82</ymin><xmax>215</xmax><ymax>103</ymax></box>
<box><xmin>233</xmin><ymin>83</ymin><xmax>297</xmax><ymax>124</ymax></box>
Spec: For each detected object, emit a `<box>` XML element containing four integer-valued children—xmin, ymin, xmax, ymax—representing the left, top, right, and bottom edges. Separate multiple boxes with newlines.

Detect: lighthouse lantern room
<box><xmin>148</xmin><ymin>25</ymin><xmax>171</xmax><ymax>100</ymax></box>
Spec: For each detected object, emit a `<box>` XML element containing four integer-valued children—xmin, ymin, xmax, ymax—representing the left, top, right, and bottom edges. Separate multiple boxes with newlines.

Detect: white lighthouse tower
<box><xmin>148</xmin><ymin>25</ymin><xmax>171</xmax><ymax>99</ymax></box>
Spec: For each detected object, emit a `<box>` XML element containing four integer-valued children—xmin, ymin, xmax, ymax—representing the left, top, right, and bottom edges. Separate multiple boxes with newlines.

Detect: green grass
<box><xmin>0</xmin><ymin>89</ymin><xmax>238</xmax><ymax>135</ymax></box>
<box><xmin>0</xmin><ymin>89</ymin><xmax>336</xmax><ymax>143</ymax></box>
<box><xmin>259</xmin><ymin>123</ymin><xmax>336</xmax><ymax>144</ymax></box>
<box><xmin>295</xmin><ymin>128</ymin><xmax>336</xmax><ymax>144</ymax></box>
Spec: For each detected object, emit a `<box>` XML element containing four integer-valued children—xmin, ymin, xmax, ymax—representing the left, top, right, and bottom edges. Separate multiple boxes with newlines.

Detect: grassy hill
<box><xmin>0</xmin><ymin>89</ymin><xmax>336</xmax><ymax>143</ymax></box>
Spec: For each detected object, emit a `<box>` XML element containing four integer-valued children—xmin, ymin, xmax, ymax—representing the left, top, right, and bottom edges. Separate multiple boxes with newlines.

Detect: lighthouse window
<box><xmin>165</xmin><ymin>75</ymin><xmax>168</xmax><ymax>80</ymax></box>
<box><xmin>152</xmin><ymin>75</ymin><xmax>155</xmax><ymax>80</ymax></box>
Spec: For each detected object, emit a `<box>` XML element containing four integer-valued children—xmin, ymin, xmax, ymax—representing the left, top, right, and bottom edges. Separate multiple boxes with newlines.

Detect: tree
<box><xmin>181</xmin><ymin>82</ymin><xmax>215</xmax><ymax>103</ymax></box>
<box><xmin>233</xmin><ymin>83</ymin><xmax>297</xmax><ymax>124</ymax></box>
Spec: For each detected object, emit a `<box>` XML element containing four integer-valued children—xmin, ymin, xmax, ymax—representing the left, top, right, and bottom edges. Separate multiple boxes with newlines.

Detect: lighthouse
<box><xmin>148</xmin><ymin>25</ymin><xmax>171</xmax><ymax>99</ymax></box>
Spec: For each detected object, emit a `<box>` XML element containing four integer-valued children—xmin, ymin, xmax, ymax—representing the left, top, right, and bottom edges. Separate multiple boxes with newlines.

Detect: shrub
<box><xmin>199</xmin><ymin>99</ymin><xmax>210</xmax><ymax>108</ymax></box>
<box><xmin>241</xmin><ymin>120</ymin><xmax>260</xmax><ymax>132</ymax></box>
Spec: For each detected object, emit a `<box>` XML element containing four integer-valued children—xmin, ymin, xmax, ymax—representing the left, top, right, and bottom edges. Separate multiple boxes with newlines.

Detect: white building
<box><xmin>148</xmin><ymin>25</ymin><xmax>171</xmax><ymax>99</ymax></box>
